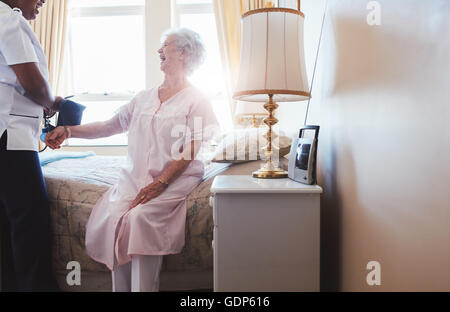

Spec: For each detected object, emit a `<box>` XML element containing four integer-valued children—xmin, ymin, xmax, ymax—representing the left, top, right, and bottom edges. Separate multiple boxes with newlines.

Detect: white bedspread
<box><xmin>42</xmin><ymin>155</ymin><xmax>231</xmax><ymax>186</ymax></box>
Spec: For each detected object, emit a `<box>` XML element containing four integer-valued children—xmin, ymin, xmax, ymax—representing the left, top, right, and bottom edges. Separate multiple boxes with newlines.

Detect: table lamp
<box><xmin>233</xmin><ymin>2</ymin><xmax>310</xmax><ymax>178</ymax></box>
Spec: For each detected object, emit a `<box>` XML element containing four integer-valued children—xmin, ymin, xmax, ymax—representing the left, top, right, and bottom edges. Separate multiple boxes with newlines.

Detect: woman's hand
<box><xmin>45</xmin><ymin>126</ymin><xmax>68</xmax><ymax>149</ymax></box>
<box><xmin>129</xmin><ymin>180</ymin><xmax>168</xmax><ymax>210</ymax></box>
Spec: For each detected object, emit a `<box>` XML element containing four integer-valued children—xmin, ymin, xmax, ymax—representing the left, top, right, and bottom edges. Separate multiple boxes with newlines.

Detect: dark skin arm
<box><xmin>10</xmin><ymin>62</ymin><xmax>61</xmax><ymax>111</ymax></box>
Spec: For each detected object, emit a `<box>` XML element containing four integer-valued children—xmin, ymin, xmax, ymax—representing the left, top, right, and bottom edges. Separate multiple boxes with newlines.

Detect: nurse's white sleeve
<box><xmin>0</xmin><ymin>12</ymin><xmax>38</xmax><ymax>65</ymax></box>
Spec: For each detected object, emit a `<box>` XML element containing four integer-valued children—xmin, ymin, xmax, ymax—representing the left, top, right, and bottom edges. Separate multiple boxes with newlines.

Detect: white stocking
<box><xmin>112</xmin><ymin>260</ymin><xmax>132</xmax><ymax>292</ymax></box>
<box><xmin>131</xmin><ymin>255</ymin><xmax>163</xmax><ymax>292</ymax></box>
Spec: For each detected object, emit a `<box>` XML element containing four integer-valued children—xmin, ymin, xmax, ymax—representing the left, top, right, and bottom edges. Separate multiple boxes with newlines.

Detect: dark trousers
<box><xmin>0</xmin><ymin>131</ymin><xmax>58</xmax><ymax>291</ymax></box>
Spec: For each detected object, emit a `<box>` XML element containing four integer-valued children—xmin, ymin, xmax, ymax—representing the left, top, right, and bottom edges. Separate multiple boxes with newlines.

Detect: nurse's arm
<box><xmin>10</xmin><ymin>62</ymin><xmax>60</xmax><ymax>111</ymax></box>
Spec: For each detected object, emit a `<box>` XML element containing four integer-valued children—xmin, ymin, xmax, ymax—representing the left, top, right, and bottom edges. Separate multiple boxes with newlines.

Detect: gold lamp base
<box><xmin>253</xmin><ymin>167</ymin><xmax>288</xmax><ymax>179</ymax></box>
<box><xmin>252</xmin><ymin>94</ymin><xmax>288</xmax><ymax>179</ymax></box>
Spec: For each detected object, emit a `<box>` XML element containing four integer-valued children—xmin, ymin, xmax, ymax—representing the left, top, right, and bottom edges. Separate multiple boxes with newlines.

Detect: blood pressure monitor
<box><xmin>288</xmin><ymin>126</ymin><xmax>320</xmax><ymax>185</ymax></box>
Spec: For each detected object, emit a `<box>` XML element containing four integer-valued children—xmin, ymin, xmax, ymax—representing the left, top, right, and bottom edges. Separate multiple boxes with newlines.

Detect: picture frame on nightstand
<box><xmin>288</xmin><ymin>125</ymin><xmax>320</xmax><ymax>185</ymax></box>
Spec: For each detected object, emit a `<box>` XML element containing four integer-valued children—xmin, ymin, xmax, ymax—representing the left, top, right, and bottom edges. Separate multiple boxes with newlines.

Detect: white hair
<box><xmin>161</xmin><ymin>28</ymin><xmax>206</xmax><ymax>76</ymax></box>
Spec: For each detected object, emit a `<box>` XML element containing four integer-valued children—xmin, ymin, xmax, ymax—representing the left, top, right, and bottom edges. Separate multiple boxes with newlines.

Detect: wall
<box><xmin>279</xmin><ymin>0</ymin><xmax>450</xmax><ymax>291</ymax></box>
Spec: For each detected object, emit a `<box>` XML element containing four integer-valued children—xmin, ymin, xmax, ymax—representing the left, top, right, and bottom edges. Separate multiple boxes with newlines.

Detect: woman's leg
<box><xmin>131</xmin><ymin>255</ymin><xmax>163</xmax><ymax>292</ymax></box>
<box><xmin>112</xmin><ymin>260</ymin><xmax>131</xmax><ymax>292</ymax></box>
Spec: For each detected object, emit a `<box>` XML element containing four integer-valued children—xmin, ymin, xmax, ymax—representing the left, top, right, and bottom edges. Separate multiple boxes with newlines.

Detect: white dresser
<box><xmin>210</xmin><ymin>175</ymin><xmax>322</xmax><ymax>292</ymax></box>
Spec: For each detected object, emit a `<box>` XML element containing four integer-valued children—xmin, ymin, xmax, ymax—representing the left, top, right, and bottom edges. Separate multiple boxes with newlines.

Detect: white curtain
<box><xmin>30</xmin><ymin>0</ymin><xmax>69</xmax><ymax>95</ymax></box>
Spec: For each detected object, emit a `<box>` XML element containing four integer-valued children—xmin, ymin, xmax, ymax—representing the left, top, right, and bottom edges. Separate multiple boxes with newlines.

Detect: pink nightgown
<box><xmin>85</xmin><ymin>86</ymin><xmax>219</xmax><ymax>270</ymax></box>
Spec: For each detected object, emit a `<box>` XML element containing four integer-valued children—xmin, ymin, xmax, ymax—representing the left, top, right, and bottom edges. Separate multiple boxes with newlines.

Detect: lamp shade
<box><xmin>233</xmin><ymin>8</ymin><xmax>310</xmax><ymax>102</ymax></box>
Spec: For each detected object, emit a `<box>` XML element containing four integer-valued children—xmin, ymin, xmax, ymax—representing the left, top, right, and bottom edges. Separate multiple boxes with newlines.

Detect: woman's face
<box><xmin>158</xmin><ymin>35</ymin><xmax>185</xmax><ymax>75</ymax></box>
<box><xmin>15</xmin><ymin>0</ymin><xmax>46</xmax><ymax>20</ymax></box>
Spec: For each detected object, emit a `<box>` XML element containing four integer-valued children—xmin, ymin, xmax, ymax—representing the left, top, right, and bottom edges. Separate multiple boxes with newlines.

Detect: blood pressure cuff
<box><xmin>56</xmin><ymin>99</ymin><xmax>86</xmax><ymax>126</ymax></box>
<box><xmin>39</xmin><ymin>99</ymin><xmax>86</xmax><ymax>145</ymax></box>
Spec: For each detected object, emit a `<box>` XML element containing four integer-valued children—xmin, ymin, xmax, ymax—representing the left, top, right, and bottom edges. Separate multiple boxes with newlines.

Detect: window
<box><xmin>66</xmin><ymin>0</ymin><xmax>145</xmax><ymax>146</ymax></box>
<box><xmin>64</xmin><ymin>0</ymin><xmax>232</xmax><ymax>146</ymax></box>
<box><xmin>173</xmin><ymin>0</ymin><xmax>233</xmax><ymax>132</ymax></box>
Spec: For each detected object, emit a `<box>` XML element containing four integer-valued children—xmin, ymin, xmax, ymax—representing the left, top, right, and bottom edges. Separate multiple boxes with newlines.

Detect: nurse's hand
<box><xmin>43</xmin><ymin>97</ymin><xmax>64</xmax><ymax>118</ymax></box>
<box><xmin>45</xmin><ymin>126</ymin><xmax>68</xmax><ymax>149</ymax></box>
<box><xmin>129</xmin><ymin>181</ymin><xmax>168</xmax><ymax>210</ymax></box>
<box><xmin>51</xmin><ymin>96</ymin><xmax>64</xmax><ymax>111</ymax></box>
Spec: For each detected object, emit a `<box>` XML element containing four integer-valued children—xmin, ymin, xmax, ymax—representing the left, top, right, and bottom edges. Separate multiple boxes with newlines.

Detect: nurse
<box><xmin>45</xmin><ymin>28</ymin><xmax>220</xmax><ymax>292</ymax></box>
<box><xmin>0</xmin><ymin>0</ymin><xmax>61</xmax><ymax>291</ymax></box>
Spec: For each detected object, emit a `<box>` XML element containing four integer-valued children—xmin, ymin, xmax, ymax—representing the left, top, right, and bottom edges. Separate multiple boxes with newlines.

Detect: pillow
<box><xmin>212</xmin><ymin>128</ymin><xmax>291</xmax><ymax>163</ymax></box>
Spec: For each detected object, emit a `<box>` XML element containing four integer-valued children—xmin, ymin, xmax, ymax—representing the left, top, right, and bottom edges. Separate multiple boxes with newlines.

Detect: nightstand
<box><xmin>210</xmin><ymin>175</ymin><xmax>322</xmax><ymax>292</ymax></box>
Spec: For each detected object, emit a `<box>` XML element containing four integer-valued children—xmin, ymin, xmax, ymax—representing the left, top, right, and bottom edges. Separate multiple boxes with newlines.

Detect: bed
<box><xmin>42</xmin><ymin>154</ymin><xmax>284</xmax><ymax>291</ymax></box>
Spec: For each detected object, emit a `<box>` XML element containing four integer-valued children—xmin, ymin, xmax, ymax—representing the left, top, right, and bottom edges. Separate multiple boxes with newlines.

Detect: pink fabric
<box><xmin>85</xmin><ymin>86</ymin><xmax>219</xmax><ymax>270</ymax></box>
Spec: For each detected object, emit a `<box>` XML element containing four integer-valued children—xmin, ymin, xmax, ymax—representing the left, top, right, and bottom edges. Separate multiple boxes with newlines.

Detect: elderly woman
<box><xmin>0</xmin><ymin>0</ymin><xmax>61</xmax><ymax>291</ymax></box>
<box><xmin>45</xmin><ymin>28</ymin><xmax>219</xmax><ymax>292</ymax></box>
